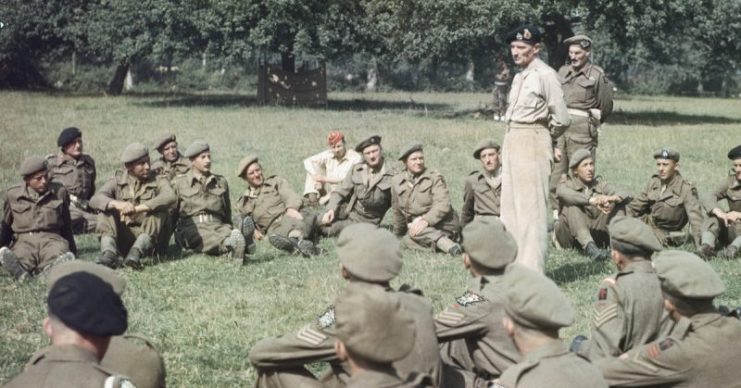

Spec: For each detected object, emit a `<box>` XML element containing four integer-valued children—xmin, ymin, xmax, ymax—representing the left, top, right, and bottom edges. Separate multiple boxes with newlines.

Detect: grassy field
<box><xmin>0</xmin><ymin>90</ymin><xmax>739</xmax><ymax>386</ymax></box>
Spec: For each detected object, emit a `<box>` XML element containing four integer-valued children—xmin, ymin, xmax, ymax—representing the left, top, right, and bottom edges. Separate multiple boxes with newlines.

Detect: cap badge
<box><xmin>523</xmin><ymin>29</ymin><xmax>532</xmax><ymax>39</ymax></box>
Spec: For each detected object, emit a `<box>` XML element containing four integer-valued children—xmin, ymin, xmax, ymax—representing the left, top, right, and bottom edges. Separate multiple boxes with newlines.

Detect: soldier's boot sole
<box><xmin>241</xmin><ymin>217</ymin><xmax>256</xmax><ymax>248</ymax></box>
<box><xmin>0</xmin><ymin>247</ymin><xmax>28</xmax><ymax>280</ymax></box>
<box><xmin>447</xmin><ymin>243</ymin><xmax>463</xmax><ymax>256</ymax></box>
<box><xmin>697</xmin><ymin>244</ymin><xmax>715</xmax><ymax>260</ymax></box>
<box><xmin>96</xmin><ymin>250</ymin><xmax>123</xmax><ymax>269</ymax></box>
<box><xmin>296</xmin><ymin>239</ymin><xmax>316</xmax><ymax>258</ymax></box>
<box><xmin>268</xmin><ymin>234</ymin><xmax>298</xmax><ymax>254</ymax></box>
<box><xmin>124</xmin><ymin>249</ymin><xmax>144</xmax><ymax>270</ymax></box>
<box><xmin>228</xmin><ymin>229</ymin><xmax>246</xmax><ymax>262</ymax></box>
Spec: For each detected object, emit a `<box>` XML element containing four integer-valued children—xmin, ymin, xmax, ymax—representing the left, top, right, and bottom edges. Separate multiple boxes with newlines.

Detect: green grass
<box><xmin>1</xmin><ymin>91</ymin><xmax>739</xmax><ymax>386</ymax></box>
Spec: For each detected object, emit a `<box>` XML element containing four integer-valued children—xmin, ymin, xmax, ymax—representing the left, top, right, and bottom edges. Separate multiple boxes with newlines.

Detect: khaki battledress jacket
<box><xmin>461</xmin><ymin>168</ymin><xmax>502</xmax><ymax>225</ymax></box>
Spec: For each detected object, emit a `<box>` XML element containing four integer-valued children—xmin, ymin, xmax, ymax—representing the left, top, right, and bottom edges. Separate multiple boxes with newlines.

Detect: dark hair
<box><xmin>611</xmin><ymin>239</ymin><xmax>653</xmax><ymax>259</ymax></box>
<box><xmin>663</xmin><ymin>292</ymin><xmax>715</xmax><ymax>317</ymax></box>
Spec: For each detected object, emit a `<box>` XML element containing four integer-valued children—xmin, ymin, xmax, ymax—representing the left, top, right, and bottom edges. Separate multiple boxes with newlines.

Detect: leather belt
<box><xmin>568</xmin><ymin>108</ymin><xmax>590</xmax><ymax>118</ymax></box>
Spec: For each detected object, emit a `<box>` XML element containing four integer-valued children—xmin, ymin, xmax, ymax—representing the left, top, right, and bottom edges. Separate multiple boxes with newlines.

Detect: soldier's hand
<box><xmin>322</xmin><ymin>209</ymin><xmax>335</xmax><ymax>225</ymax></box>
<box><xmin>313</xmin><ymin>174</ymin><xmax>326</xmax><ymax>184</ymax></box>
<box><xmin>553</xmin><ymin>147</ymin><xmax>562</xmax><ymax>162</ymax></box>
<box><xmin>285</xmin><ymin>208</ymin><xmax>303</xmax><ymax>220</ymax></box>
<box><xmin>408</xmin><ymin>217</ymin><xmax>429</xmax><ymax>237</ymax></box>
<box><xmin>254</xmin><ymin>229</ymin><xmax>264</xmax><ymax>240</ymax></box>
<box><xmin>726</xmin><ymin>211</ymin><xmax>741</xmax><ymax>224</ymax></box>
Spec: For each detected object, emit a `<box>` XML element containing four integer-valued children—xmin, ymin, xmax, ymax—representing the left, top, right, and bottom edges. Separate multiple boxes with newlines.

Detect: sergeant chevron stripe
<box><xmin>296</xmin><ymin>325</ymin><xmax>327</xmax><ymax>346</ymax></box>
<box><xmin>436</xmin><ymin>309</ymin><xmax>465</xmax><ymax>326</ymax></box>
<box><xmin>592</xmin><ymin>304</ymin><xmax>618</xmax><ymax>327</ymax></box>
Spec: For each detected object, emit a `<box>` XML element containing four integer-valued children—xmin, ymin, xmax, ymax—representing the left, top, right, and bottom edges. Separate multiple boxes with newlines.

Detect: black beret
<box><xmin>728</xmin><ymin>145</ymin><xmax>741</xmax><ymax>160</ymax></box>
<box><xmin>58</xmin><ymin>127</ymin><xmax>82</xmax><ymax>148</ymax></box>
<box><xmin>355</xmin><ymin>135</ymin><xmax>382</xmax><ymax>152</ymax></box>
<box><xmin>48</xmin><ymin>272</ymin><xmax>128</xmax><ymax>336</ymax></box>
<box><xmin>506</xmin><ymin>25</ymin><xmax>542</xmax><ymax>45</ymax></box>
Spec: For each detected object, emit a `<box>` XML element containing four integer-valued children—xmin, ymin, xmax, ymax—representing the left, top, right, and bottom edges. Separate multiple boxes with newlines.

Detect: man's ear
<box><xmin>43</xmin><ymin>317</ymin><xmax>53</xmax><ymax>339</ymax></box>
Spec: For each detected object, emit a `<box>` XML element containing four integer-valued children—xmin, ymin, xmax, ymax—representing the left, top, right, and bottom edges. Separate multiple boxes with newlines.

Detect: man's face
<box><xmin>63</xmin><ymin>137</ymin><xmax>83</xmax><ymax>159</ymax></box>
<box><xmin>330</xmin><ymin>141</ymin><xmax>347</xmax><ymax>159</ymax></box>
<box><xmin>161</xmin><ymin>141</ymin><xmax>179</xmax><ymax>162</ymax></box>
<box><xmin>190</xmin><ymin>151</ymin><xmax>211</xmax><ymax>174</ymax></box>
<box><xmin>405</xmin><ymin>151</ymin><xmax>425</xmax><ymax>175</ymax></box>
<box><xmin>510</xmin><ymin>41</ymin><xmax>539</xmax><ymax>67</ymax></box>
<box><xmin>574</xmin><ymin>157</ymin><xmax>595</xmax><ymax>184</ymax></box>
<box><xmin>479</xmin><ymin>148</ymin><xmax>500</xmax><ymax>173</ymax></box>
<box><xmin>244</xmin><ymin>163</ymin><xmax>264</xmax><ymax>188</ymax></box>
<box><xmin>126</xmin><ymin>157</ymin><xmax>151</xmax><ymax>181</ymax></box>
<box><xmin>25</xmin><ymin>170</ymin><xmax>49</xmax><ymax>194</ymax></box>
<box><xmin>733</xmin><ymin>159</ymin><xmax>741</xmax><ymax>181</ymax></box>
<box><xmin>656</xmin><ymin>159</ymin><xmax>679</xmax><ymax>182</ymax></box>
<box><xmin>363</xmin><ymin>144</ymin><xmax>383</xmax><ymax>169</ymax></box>
<box><xmin>568</xmin><ymin>45</ymin><xmax>590</xmax><ymax>70</ymax></box>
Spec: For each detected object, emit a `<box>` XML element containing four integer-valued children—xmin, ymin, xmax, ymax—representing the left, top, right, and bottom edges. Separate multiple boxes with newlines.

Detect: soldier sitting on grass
<box><xmin>698</xmin><ymin>144</ymin><xmax>741</xmax><ymax>259</ymax></box>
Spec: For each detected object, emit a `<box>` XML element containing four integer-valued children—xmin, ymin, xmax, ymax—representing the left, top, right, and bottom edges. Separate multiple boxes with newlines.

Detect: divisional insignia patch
<box><xmin>456</xmin><ymin>291</ymin><xmax>485</xmax><ymax>306</ymax></box>
<box><xmin>647</xmin><ymin>338</ymin><xmax>675</xmax><ymax>359</ymax></box>
<box><xmin>317</xmin><ymin>305</ymin><xmax>336</xmax><ymax>329</ymax></box>
<box><xmin>598</xmin><ymin>288</ymin><xmax>608</xmax><ymax>300</ymax></box>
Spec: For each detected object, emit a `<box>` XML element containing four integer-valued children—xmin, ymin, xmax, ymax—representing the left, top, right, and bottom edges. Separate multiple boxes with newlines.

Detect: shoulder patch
<box><xmin>316</xmin><ymin>305</ymin><xmax>336</xmax><ymax>329</ymax></box>
<box><xmin>296</xmin><ymin>325</ymin><xmax>328</xmax><ymax>346</ymax></box>
<box><xmin>456</xmin><ymin>291</ymin><xmax>486</xmax><ymax>306</ymax></box>
<box><xmin>646</xmin><ymin>338</ymin><xmax>675</xmax><ymax>359</ymax></box>
<box><xmin>598</xmin><ymin>288</ymin><xmax>608</xmax><ymax>300</ymax></box>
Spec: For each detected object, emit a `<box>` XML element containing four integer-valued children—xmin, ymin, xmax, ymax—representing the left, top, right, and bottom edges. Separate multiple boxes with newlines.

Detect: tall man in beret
<box><xmin>235</xmin><ymin>155</ymin><xmax>320</xmax><ymax>256</ymax></box>
<box><xmin>0</xmin><ymin>156</ymin><xmax>76</xmax><ymax>279</ymax></box>
<box><xmin>172</xmin><ymin>141</ymin><xmax>246</xmax><ymax>263</ymax></box>
<box><xmin>3</xmin><ymin>271</ymin><xmax>135</xmax><ymax>388</ymax></box>
<box><xmin>549</xmin><ymin>34</ymin><xmax>613</xmax><ymax>212</ymax></box>
<box><xmin>321</xmin><ymin>135</ymin><xmax>396</xmax><ymax>236</ymax></box>
<box><xmin>595</xmin><ymin>251</ymin><xmax>741</xmax><ymax>386</ymax></box>
<box><xmin>302</xmin><ymin>131</ymin><xmax>361</xmax><ymax>207</ymax></box>
<box><xmin>150</xmin><ymin>133</ymin><xmax>190</xmax><ymax>181</ymax></box>
<box><xmin>248</xmin><ymin>223</ymin><xmax>442</xmax><ymax>387</ymax></box>
<box><xmin>461</xmin><ymin>139</ymin><xmax>502</xmax><ymax>226</ymax></box>
<box><xmin>90</xmin><ymin>143</ymin><xmax>176</xmax><ymax>269</ymax></box>
<box><xmin>554</xmin><ymin>149</ymin><xmax>630</xmax><ymax>261</ymax></box>
<box><xmin>698</xmin><ymin>144</ymin><xmax>741</xmax><ymax>259</ymax></box>
<box><xmin>494</xmin><ymin>265</ymin><xmax>608</xmax><ymax>388</ymax></box>
<box><xmin>435</xmin><ymin>217</ymin><xmax>521</xmax><ymax>387</ymax></box>
<box><xmin>392</xmin><ymin>143</ymin><xmax>461</xmax><ymax>255</ymax></box>
<box><xmin>574</xmin><ymin>217</ymin><xmax>673</xmax><ymax>360</ymax></box>
<box><xmin>46</xmin><ymin>126</ymin><xmax>98</xmax><ymax>234</ymax></box>
<box><xmin>627</xmin><ymin>148</ymin><xmax>705</xmax><ymax>249</ymax></box>
<box><xmin>500</xmin><ymin>25</ymin><xmax>570</xmax><ymax>272</ymax></box>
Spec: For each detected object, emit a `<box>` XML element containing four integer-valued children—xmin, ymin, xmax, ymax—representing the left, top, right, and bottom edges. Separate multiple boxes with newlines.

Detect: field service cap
<box><xmin>154</xmin><ymin>133</ymin><xmax>176</xmax><ymax>151</ymax></box>
<box><xmin>506</xmin><ymin>25</ymin><xmax>542</xmax><ymax>45</ymax></box>
<box><xmin>355</xmin><ymin>135</ymin><xmax>381</xmax><ymax>152</ymax></box>
<box><xmin>504</xmin><ymin>264</ymin><xmax>574</xmax><ymax>329</ymax></box>
<box><xmin>398</xmin><ymin>143</ymin><xmax>423</xmax><ymax>161</ymax></box>
<box><xmin>728</xmin><ymin>145</ymin><xmax>741</xmax><ymax>160</ymax></box>
<box><xmin>335</xmin><ymin>283</ymin><xmax>416</xmax><ymax>363</ymax></box>
<box><xmin>653</xmin><ymin>147</ymin><xmax>680</xmax><ymax>162</ymax></box>
<box><xmin>462</xmin><ymin>216</ymin><xmax>517</xmax><ymax>269</ymax></box>
<box><xmin>653</xmin><ymin>250</ymin><xmax>725</xmax><ymax>299</ymax></box>
<box><xmin>563</xmin><ymin>34</ymin><xmax>592</xmax><ymax>49</ymax></box>
<box><xmin>57</xmin><ymin>127</ymin><xmax>82</xmax><ymax>148</ymax></box>
<box><xmin>183</xmin><ymin>140</ymin><xmax>209</xmax><ymax>159</ymax></box>
<box><xmin>20</xmin><ymin>156</ymin><xmax>47</xmax><ymax>177</ymax></box>
<box><xmin>609</xmin><ymin>216</ymin><xmax>663</xmax><ymax>253</ymax></box>
<box><xmin>236</xmin><ymin>155</ymin><xmax>259</xmax><ymax>178</ymax></box>
<box><xmin>48</xmin><ymin>272</ymin><xmax>128</xmax><ymax>336</ymax></box>
<box><xmin>473</xmin><ymin>139</ymin><xmax>500</xmax><ymax>159</ymax></box>
<box><xmin>121</xmin><ymin>143</ymin><xmax>149</xmax><ymax>164</ymax></box>
<box><xmin>569</xmin><ymin>149</ymin><xmax>593</xmax><ymax>169</ymax></box>
<box><xmin>337</xmin><ymin>223</ymin><xmax>402</xmax><ymax>282</ymax></box>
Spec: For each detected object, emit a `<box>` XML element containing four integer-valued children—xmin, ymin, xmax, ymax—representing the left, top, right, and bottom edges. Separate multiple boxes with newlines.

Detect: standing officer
<box><xmin>320</xmin><ymin>135</ymin><xmax>395</xmax><ymax>236</ymax></box>
<box><xmin>698</xmin><ymin>144</ymin><xmax>741</xmax><ymax>259</ymax></box>
<box><xmin>627</xmin><ymin>148</ymin><xmax>705</xmax><ymax>249</ymax></box>
<box><xmin>595</xmin><ymin>251</ymin><xmax>741</xmax><ymax>386</ymax></box>
<box><xmin>302</xmin><ymin>131</ymin><xmax>361</xmax><ymax>207</ymax></box>
<box><xmin>3</xmin><ymin>271</ymin><xmax>134</xmax><ymax>388</ymax></box>
<box><xmin>500</xmin><ymin>25</ymin><xmax>570</xmax><ymax>272</ymax></box>
<box><xmin>151</xmin><ymin>133</ymin><xmax>190</xmax><ymax>181</ymax></box>
<box><xmin>46</xmin><ymin>127</ymin><xmax>98</xmax><ymax>234</ymax></box>
<box><xmin>554</xmin><ymin>149</ymin><xmax>630</xmax><ymax>261</ymax></box>
<box><xmin>435</xmin><ymin>217</ymin><xmax>521</xmax><ymax>387</ymax></box>
<box><xmin>235</xmin><ymin>155</ymin><xmax>320</xmax><ymax>257</ymax></box>
<box><xmin>0</xmin><ymin>156</ymin><xmax>76</xmax><ymax>280</ymax></box>
<box><xmin>172</xmin><ymin>141</ymin><xmax>246</xmax><ymax>263</ymax></box>
<box><xmin>248</xmin><ymin>223</ymin><xmax>441</xmax><ymax>387</ymax></box>
<box><xmin>392</xmin><ymin>143</ymin><xmax>461</xmax><ymax>255</ymax></box>
<box><xmin>494</xmin><ymin>265</ymin><xmax>608</xmax><ymax>388</ymax></box>
<box><xmin>574</xmin><ymin>217</ymin><xmax>672</xmax><ymax>360</ymax></box>
<box><xmin>549</xmin><ymin>34</ymin><xmax>613</xmax><ymax>212</ymax></box>
<box><xmin>461</xmin><ymin>139</ymin><xmax>503</xmax><ymax>226</ymax></box>
<box><xmin>90</xmin><ymin>143</ymin><xmax>176</xmax><ymax>269</ymax></box>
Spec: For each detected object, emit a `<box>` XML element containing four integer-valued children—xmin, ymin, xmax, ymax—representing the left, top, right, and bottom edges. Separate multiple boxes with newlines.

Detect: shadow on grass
<box><xmin>610</xmin><ymin>110</ymin><xmax>741</xmax><ymax>126</ymax></box>
<box><xmin>547</xmin><ymin>258</ymin><xmax>610</xmax><ymax>284</ymax></box>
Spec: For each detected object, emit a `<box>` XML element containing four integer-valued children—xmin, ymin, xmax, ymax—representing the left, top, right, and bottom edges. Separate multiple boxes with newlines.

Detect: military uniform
<box><xmin>151</xmin><ymin>153</ymin><xmax>190</xmax><ymax>181</ymax></box>
<box><xmin>501</xmin><ymin>26</ymin><xmax>570</xmax><ymax>272</ymax></box>
<box><xmin>46</xmin><ymin>153</ymin><xmax>98</xmax><ymax>234</ymax></box>
<box><xmin>461</xmin><ymin>169</ymin><xmax>502</xmax><ymax>225</ymax></box>
<box><xmin>701</xmin><ymin>173</ymin><xmax>741</xmax><ymax>255</ymax></box>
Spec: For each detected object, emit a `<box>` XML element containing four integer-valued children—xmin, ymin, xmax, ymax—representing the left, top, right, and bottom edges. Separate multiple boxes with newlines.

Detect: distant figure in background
<box><xmin>46</xmin><ymin>127</ymin><xmax>98</xmax><ymax>234</ymax></box>
<box><xmin>492</xmin><ymin>55</ymin><xmax>511</xmax><ymax>121</ymax></box>
<box><xmin>302</xmin><ymin>131</ymin><xmax>361</xmax><ymax>208</ymax></box>
<box><xmin>698</xmin><ymin>144</ymin><xmax>741</xmax><ymax>259</ymax></box>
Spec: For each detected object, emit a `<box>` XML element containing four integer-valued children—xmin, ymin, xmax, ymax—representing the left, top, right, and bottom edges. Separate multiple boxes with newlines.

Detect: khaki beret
<box><xmin>48</xmin><ymin>260</ymin><xmax>126</xmax><ymax>296</ymax></box>
<box><xmin>236</xmin><ymin>155</ymin><xmax>259</xmax><ymax>178</ymax></box>
<box><xmin>121</xmin><ymin>143</ymin><xmax>149</xmax><ymax>164</ymax></box>
<box><xmin>398</xmin><ymin>143</ymin><xmax>423</xmax><ymax>161</ymax></box>
<box><xmin>505</xmin><ymin>25</ymin><xmax>542</xmax><ymax>45</ymax></box>
<box><xmin>57</xmin><ymin>127</ymin><xmax>82</xmax><ymax>148</ymax></box>
<box><xmin>337</xmin><ymin>223</ymin><xmax>402</xmax><ymax>282</ymax></box>
<box><xmin>563</xmin><ymin>34</ymin><xmax>592</xmax><ymax>49</ymax></box>
<box><xmin>569</xmin><ymin>149</ymin><xmax>593</xmax><ymax>169</ymax></box>
<box><xmin>183</xmin><ymin>140</ymin><xmax>210</xmax><ymax>159</ymax></box>
<box><xmin>654</xmin><ymin>147</ymin><xmax>680</xmax><ymax>162</ymax></box>
<box><xmin>609</xmin><ymin>216</ymin><xmax>663</xmax><ymax>253</ymax></box>
<box><xmin>503</xmin><ymin>265</ymin><xmax>574</xmax><ymax>329</ymax></box>
<box><xmin>20</xmin><ymin>156</ymin><xmax>47</xmax><ymax>177</ymax></box>
<box><xmin>355</xmin><ymin>135</ymin><xmax>382</xmax><ymax>152</ymax></box>
<box><xmin>462</xmin><ymin>217</ymin><xmax>517</xmax><ymax>269</ymax></box>
<box><xmin>472</xmin><ymin>139</ymin><xmax>500</xmax><ymax>159</ymax></box>
<box><xmin>728</xmin><ymin>145</ymin><xmax>741</xmax><ymax>160</ymax></box>
<box><xmin>335</xmin><ymin>283</ymin><xmax>415</xmax><ymax>363</ymax></box>
<box><xmin>653</xmin><ymin>250</ymin><xmax>725</xmax><ymax>299</ymax></box>
<box><xmin>154</xmin><ymin>133</ymin><xmax>176</xmax><ymax>151</ymax></box>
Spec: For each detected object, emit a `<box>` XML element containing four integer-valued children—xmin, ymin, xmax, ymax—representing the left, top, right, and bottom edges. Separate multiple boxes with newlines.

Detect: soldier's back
<box><xmin>394</xmin><ymin>287</ymin><xmax>442</xmax><ymax>383</ymax></box>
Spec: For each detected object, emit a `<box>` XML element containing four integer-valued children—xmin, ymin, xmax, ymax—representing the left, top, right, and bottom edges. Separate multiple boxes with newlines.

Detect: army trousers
<box><xmin>549</xmin><ymin>115</ymin><xmax>598</xmax><ymax>209</ymax></box>
<box><xmin>10</xmin><ymin>232</ymin><xmax>70</xmax><ymax>274</ymax></box>
<box><xmin>97</xmin><ymin>211</ymin><xmax>167</xmax><ymax>257</ymax></box>
<box><xmin>175</xmin><ymin>218</ymin><xmax>232</xmax><ymax>255</ymax></box>
<box><xmin>402</xmin><ymin>226</ymin><xmax>458</xmax><ymax>252</ymax></box>
<box><xmin>267</xmin><ymin>213</ymin><xmax>318</xmax><ymax>242</ymax></box>
<box><xmin>319</xmin><ymin>207</ymin><xmax>383</xmax><ymax>237</ymax></box>
<box><xmin>555</xmin><ymin>205</ymin><xmax>611</xmax><ymax>249</ymax></box>
<box><xmin>501</xmin><ymin>125</ymin><xmax>552</xmax><ymax>272</ymax></box>
<box><xmin>70</xmin><ymin>205</ymin><xmax>98</xmax><ymax>234</ymax></box>
<box><xmin>702</xmin><ymin>216</ymin><xmax>741</xmax><ymax>249</ymax></box>
<box><xmin>438</xmin><ymin>354</ymin><xmax>492</xmax><ymax>388</ymax></box>
<box><xmin>642</xmin><ymin>215</ymin><xmax>692</xmax><ymax>248</ymax></box>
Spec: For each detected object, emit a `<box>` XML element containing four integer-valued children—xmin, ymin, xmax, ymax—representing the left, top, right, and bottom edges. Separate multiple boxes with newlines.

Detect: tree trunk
<box><xmin>281</xmin><ymin>52</ymin><xmax>295</xmax><ymax>73</ymax></box>
<box><xmin>106</xmin><ymin>59</ymin><xmax>130</xmax><ymax>95</ymax></box>
<box><xmin>542</xmin><ymin>13</ymin><xmax>574</xmax><ymax>69</ymax></box>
